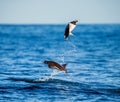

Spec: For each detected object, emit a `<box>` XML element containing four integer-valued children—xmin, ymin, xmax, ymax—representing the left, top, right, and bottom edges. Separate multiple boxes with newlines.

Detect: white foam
<box><xmin>38</xmin><ymin>70</ymin><xmax>61</xmax><ymax>81</ymax></box>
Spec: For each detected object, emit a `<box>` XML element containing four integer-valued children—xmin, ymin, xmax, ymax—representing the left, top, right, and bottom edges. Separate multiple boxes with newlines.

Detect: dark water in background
<box><xmin>0</xmin><ymin>24</ymin><xmax>120</xmax><ymax>102</ymax></box>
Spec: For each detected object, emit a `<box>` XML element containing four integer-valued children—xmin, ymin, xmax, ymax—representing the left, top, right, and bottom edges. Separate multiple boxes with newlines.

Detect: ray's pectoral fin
<box><xmin>62</xmin><ymin>64</ymin><xmax>67</xmax><ymax>69</ymax></box>
<box><xmin>64</xmin><ymin>35</ymin><xmax>67</xmax><ymax>39</ymax></box>
<box><xmin>62</xmin><ymin>64</ymin><xmax>67</xmax><ymax>73</ymax></box>
<box><xmin>69</xmin><ymin>32</ymin><xmax>74</xmax><ymax>36</ymax></box>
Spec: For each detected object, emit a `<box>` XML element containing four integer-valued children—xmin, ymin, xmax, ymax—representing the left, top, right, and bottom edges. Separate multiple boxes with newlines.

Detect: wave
<box><xmin>1</xmin><ymin>76</ymin><xmax>119</xmax><ymax>97</ymax></box>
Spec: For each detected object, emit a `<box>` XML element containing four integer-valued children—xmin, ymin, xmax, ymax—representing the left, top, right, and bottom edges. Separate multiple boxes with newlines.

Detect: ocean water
<box><xmin>0</xmin><ymin>24</ymin><xmax>120</xmax><ymax>102</ymax></box>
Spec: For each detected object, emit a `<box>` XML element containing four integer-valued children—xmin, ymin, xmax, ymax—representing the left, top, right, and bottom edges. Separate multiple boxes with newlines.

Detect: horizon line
<box><xmin>0</xmin><ymin>23</ymin><xmax>120</xmax><ymax>25</ymax></box>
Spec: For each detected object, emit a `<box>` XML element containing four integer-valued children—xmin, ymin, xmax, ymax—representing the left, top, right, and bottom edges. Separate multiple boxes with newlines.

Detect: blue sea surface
<box><xmin>0</xmin><ymin>24</ymin><xmax>120</xmax><ymax>102</ymax></box>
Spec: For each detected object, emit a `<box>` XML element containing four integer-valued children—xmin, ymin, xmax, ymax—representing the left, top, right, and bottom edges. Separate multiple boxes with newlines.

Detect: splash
<box><xmin>65</xmin><ymin>40</ymin><xmax>77</xmax><ymax>55</ymax></box>
<box><xmin>38</xmin><ymin>70</ymin><xmax>61</xmax><ymax>82</ymax></box>
<box><xmin>67</xmin><ymin>40</ymin><xmax>78</xmax><ymax>50</ymax></box>
<box><xmin>57</xmin><ymin>40</ymin><xmax>78</xmax><ymax>63</ymax></box>
<box><xmin>57</xmin><ymin>54</ymin><xmax>65</xmax><ymax>63</ymax></box>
